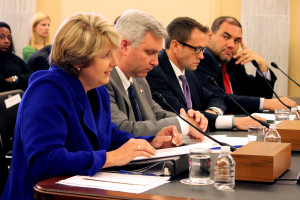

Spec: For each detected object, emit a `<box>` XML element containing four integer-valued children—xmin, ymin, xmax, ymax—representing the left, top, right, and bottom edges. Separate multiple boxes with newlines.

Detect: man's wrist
<box><xmin>207</xmin><ymin>107</ymin><xmax>223</xmax><ymax>116</ymax></box>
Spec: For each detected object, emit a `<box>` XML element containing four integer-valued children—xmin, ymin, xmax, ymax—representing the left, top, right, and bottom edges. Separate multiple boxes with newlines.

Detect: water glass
<box><xmin>289</xmin><ymin>107</ymin><xmax>298</xmax><ymax>120</ymax></box>
<box><xmin>189</xmin><ymin>148</ymin><xmax>211</xmax><ymax>184</ymax></box>
<box><xmin>274</xmin><ymin>108</ymin><xmax>290</xmax><ymax>123</ymax></box>
<box><xmin>248</xmin><ymin>125</ymin><xmax>265</xmax><ymax>142</ymax></box>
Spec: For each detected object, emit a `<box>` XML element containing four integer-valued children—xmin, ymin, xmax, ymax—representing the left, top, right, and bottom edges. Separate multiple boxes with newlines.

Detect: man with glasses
<box><xmin>146</xmin><ymin>17</ymin><xmax>263</xmax><ymax>131</ymax></box>
<box><xmin>194</xmin><ymin>16</ymin><xmax>296</xmax><ymax>113</ymax></box>
<box><xmin>105</xmin><ymin>10</ymin><xmax>208</xmax><ymax>140</ymax></box>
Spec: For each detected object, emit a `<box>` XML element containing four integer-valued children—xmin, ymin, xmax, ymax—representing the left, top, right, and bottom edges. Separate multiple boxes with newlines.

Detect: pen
<box><xmin>118</xmin><ymin>170</ymin><xmax>155</xmax><ymax>176</ymax></box>
<box><xmin>210</xmin><ymin>145</ymin><xmax>244</xmax><ymax>150</ymax></box>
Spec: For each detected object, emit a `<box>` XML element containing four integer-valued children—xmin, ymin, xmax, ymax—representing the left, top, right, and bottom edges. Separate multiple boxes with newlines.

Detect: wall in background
<box><xmin>241</xmin><ymin>0</ymin><xmax>290</xmax><ymax>96</ymax></box>
<box><xmin>36</xmin><ymin>0</ymin><xmax>241</xmax><ymax>45</ymax></box>
<box><xmin>0</xmin><ymin>0</ymin><xmax>36</xmax><ymax>57</ymax></box>
<box><xmin>289</xmin><ymin>0</ymin><xmax>300</xmax><ymax>97</ymax></box>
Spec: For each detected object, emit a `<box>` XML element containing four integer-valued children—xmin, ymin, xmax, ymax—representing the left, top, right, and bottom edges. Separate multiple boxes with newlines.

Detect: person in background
<box><xmin>105</xmin><ymin>9</ymin><xmax>207</xmax><ymax>141</ymax></box>
<box><xmin>146</xmin><ymin>17</ymin><xmax>264</xmax><ymax>131</ymax></box>
<box><xmin>0</xmin><ymin>22</ymin><xmax>32</xmax><ymax>92</ymax></box>
<box><xmin>194</xmin><ymin>16</ymin><xmax>297</xmax><ymax>114</ymax></box>
<box><xmin>22</xmin><ymin>12</ymin><xmax>51</xmax><ymax>62</ymax></box>
<box><xmin>1</xmin><ymin>12</ymin><xmax>182</xmax><ymax>200</ymax></box>
<box><xmin>27</xmin><ymin>44</ymin><xmax>51</xmax><ymax>71</ymax></box>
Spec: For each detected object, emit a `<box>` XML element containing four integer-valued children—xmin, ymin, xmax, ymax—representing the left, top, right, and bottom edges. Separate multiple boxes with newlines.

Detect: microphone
<box><xmin>152</xmin><ymin>92</ymin><xmax>237</xmax><ymax>152</ymax></box>
<box><xmin>207</xmin><ymin>76</ymin><xmax>270</xmax><ymax>128</ymax></box>
<box><xmin>271</xmin><ymin>62</ymin><xmax>300</xmax><ymax>88</ymax></box>
<box><xmin>251</xmin><ymin>60</ymin><xmax>291</xmax><ymax>110</ymax></box>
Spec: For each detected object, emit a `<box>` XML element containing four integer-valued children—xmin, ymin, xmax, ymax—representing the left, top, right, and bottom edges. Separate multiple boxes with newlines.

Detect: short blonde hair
<box><xmin>50</xmin><ymin>12</ymin><xmax>119</xmax><ymax>77</ymax></box>
<box><xmin>29</xmin><ymin>12</ymin><xmax>51</xmax><ymax>48</ymax></box>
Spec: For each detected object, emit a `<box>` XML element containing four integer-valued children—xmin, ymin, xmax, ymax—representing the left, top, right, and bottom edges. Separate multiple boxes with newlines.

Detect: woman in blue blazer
<box><xmin>1</xmin><ymin>13</ymin><xmax>182</xmax><ymax>200</ymax></box>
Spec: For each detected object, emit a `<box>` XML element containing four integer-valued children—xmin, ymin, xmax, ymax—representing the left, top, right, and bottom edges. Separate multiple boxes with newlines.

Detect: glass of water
<box><xmin>248</xmin><ymin>125</ymin><xmax>265</xmax><ymax>143</ymax></box>
<box><xmin>274</xmin><ymin>108</ymin><xmax>290</xmax><ymax>123</ymax></box>
<box><xmin>189</xmin><ymin>148</ymin><xmax>212</xmax><ymax>184</ymax></box>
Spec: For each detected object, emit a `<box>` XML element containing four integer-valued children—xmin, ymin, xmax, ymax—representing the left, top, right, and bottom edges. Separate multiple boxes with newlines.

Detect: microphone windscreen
<box><xmin>271</xmin><ymin>62</ymin><xmax>279</xmax><ymax>69</ymax></box>
<box><xmin>153</xmin><ymin>92</ymin><xmax>164</xmax><ymax>103</ymax></box>
<box><xmin>251</xmin><ymin>60</ymin><xmax>259</xmax><ymax>68</ymax></box>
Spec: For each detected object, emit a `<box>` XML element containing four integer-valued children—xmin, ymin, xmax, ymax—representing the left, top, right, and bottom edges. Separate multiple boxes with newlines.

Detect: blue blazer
<box><xmin>1</xmin><ymin>65</ymin><xmax>153</xmax><ymax>200</ymax></box>
<box><xmin>194</xmin><ymin>48</ymin><xmax>277</xmax><ymax>114</ymax></box>
<box><xmin>146</xmin><ymin>50</ymin><xmax>227</xmax><ymax>131</ymax></box>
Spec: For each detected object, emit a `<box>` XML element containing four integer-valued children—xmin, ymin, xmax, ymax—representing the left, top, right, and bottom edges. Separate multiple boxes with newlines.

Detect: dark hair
<box><xmin>165</xmin><ymin>17</ymin><xmax>209</xmax><ymax>49</ymax></box>
<box><xmin>0</xmin><ymin>22</ymin><xmax>15</xmax><ymax>53</ymax></box>
<box><xmin>211</xmin><ymin>16</ymin><xmax>242</xmax><ymax>33</ymax></box>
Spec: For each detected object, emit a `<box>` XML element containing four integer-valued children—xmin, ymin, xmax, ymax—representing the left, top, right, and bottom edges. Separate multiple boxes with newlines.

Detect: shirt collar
<box><xmin>169</xmin><ymin>59</ymin><xmax>185</xmax><ymax>77</ymax></box>
<box><xmin>115</xmin><ymin>66</ymin><xmax>133</xmax><ymax>91</ymax></box>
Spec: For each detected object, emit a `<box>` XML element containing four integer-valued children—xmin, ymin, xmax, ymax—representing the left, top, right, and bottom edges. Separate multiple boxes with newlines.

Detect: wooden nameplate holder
<box><xmin>276</xmin><ymin>120</ymin><xmax>300</xmax><ymax>151</ymax></box>
<box><xmin>231</xmin><ymin>142</ymin><xmax>291</xmax><ymax>182</ymax></box>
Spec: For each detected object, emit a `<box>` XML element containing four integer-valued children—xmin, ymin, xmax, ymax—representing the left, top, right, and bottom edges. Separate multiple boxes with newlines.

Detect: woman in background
<box><xmin>22</xmin><ymin>12</ymin><xmax>50</xmax><ymax>62</ymax></box>
<box><xmin>0</xmin><ymin>22</ymin><xmax>32</xmax><ymax>92</ymax></box>
<box><xmin>0</xmin><ymin>12</ymin><xmax>181</xmax><ymax>200</ymax></box>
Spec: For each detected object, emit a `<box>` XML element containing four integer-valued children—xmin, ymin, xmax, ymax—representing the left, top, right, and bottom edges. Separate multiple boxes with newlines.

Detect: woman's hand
<box><xmin>150</xmin><ymin>125</ymin><xmax>182</xmax><ymax>149</ymax></box>
<box><xmin>103</xmin><ymin>126</ymin><xmax>181</xmax><ymax>168</ymax></box>
<box><xmin>103</xmin><ymin>138</ymin><xmax>156</xmax><ymax>168</ymax></box>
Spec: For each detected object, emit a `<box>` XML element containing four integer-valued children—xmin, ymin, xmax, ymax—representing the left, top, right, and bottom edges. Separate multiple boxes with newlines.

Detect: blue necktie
<box><xmin>128</xmin><ymin>83</ymin><xmax>143</xmax><ymax>121</ymax></box>
<box><xmin>179</xmin><ymin>75</ymin><xmax>192</xmax><ymax>109</ymax></box>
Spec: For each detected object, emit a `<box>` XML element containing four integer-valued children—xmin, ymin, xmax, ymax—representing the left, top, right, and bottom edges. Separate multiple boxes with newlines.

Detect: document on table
<box><xmin>133</xmin><ymin>141</ymin><xmax>213</xmax><ymax>161</ymax></box>
<box><xmin>57</xmin><ymin>172</ymin><xmax>170</xmax><ymax>194</ymax></box>
<box><xmin>252</xmin><ymin>113</ymin><xmax>275</xmax><ymax>121</ymax></box>
<box><xmin>133</xmin><ymin>135</ymin><xmax>248</xmax><ymax>161</ymax></box>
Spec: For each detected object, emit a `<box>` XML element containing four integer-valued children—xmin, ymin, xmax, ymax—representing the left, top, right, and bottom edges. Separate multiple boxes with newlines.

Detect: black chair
<box><xmin>0</xmin><ymin>140</ymin><xmax>8</xmax><ymax>196</ymax></box>
<box><xmin>0</xmin><ymin>89</ymin><xmax>24</xmax><ymax>195</ymax></box>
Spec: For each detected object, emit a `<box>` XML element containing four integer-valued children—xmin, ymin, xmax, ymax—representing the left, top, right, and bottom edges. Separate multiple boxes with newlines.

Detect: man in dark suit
<box><xmin>147</xmin><ymin>17</ymin><xmax>264</xmax><ymax>131</ymax></box>
<box><xmin>105</xmin><ymin>10</ymin><xmax>207</xmax><ymax>140</ymax></box>
<box><xmin>194</xmin><ymin>16</ymin><xmax>296</xmax><ymax>113</ymax></box>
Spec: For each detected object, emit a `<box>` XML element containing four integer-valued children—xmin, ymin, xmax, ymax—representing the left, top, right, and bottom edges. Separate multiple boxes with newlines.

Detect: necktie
<box><xmin>179</xmin><ymin>75</ymin><xmax>193</xmax><ymax>109</ymax></box>
<box><xmin>221</xmin><ymin>63</ymin><xmax>232</xmax><ymax>94</ymax></box>
<box><xmin>128</xmin><ymin>83</ymin><xmax>143</xmax><ymax>121</ymax></box>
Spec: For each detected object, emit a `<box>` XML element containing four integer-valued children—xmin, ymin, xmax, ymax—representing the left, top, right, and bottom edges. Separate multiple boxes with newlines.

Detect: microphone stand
<box><xmin>271</xmin><ymin>62</ymin><xmax>300</xmax><ymax>88</ymax></box>
<box><xmin>251</xmin><ymin>60</ymin><xmax>291</xmax><ymax>110</ymax></box>
<box><xmin>207</xmin><ymin>76</ymin><xmax>270</xmax><ymax>128</ymax></box>
<box><xmin>153</xmin><ymin>92</ymin><xmax>237</xmax><ymax>152</ymax></box>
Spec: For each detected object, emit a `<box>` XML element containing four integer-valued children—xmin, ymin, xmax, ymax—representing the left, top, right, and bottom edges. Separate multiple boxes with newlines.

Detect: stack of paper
<box><xmin>57</xmin><ymin>172</ymin><xmax>170</xmax><ymax>194</ymax></box>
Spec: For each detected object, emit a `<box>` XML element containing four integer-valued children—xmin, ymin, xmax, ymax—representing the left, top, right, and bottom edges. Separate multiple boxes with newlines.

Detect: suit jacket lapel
<box><xmin>159</xmin><ymin>50</ymin><xmax>188</xmax><ymax>107</ymax></box>
<box><xmin>110</xmin><ymin>68</ymin><xmax>135</xmax><ymax>120</ymax></box>
<box><xmin>132</xmin><ymin>78</ymin><xmax>156</xmax><ymax>120</ymax></box>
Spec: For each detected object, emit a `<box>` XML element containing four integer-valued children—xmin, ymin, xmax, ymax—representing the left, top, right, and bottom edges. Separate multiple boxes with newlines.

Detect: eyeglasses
<box><xmin>177</xmin><ymin>40</ymin><xmax>205</xmax><ymax>54</ymax></box>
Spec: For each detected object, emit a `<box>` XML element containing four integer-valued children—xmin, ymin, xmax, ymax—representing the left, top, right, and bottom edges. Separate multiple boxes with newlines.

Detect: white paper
<box><xmin>251</xmin><ymin>113</ymin><xmax>275</xmax><ymax>121</ymax></box>
<box><xmin>4</xmin><ymin>94</ymin><xmax>21</xmax><ymax>109</ymax></box>
<box><xmin>133</xmin><ymin>142</ymin><xmax>213</xmax><ymax>161</ymax></box>
<box><xmin>57</xmin><ymin>172</ymin><xmax>170</xmax><ymax>194</ymax></box>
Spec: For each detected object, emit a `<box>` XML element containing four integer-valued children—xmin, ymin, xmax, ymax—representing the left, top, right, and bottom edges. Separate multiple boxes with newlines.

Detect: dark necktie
<box><xmin>179</xmin><ymin>75</ymin><xmax>192</xmax><ymax>109</ymax></box>
<box><xmin>128</xmin><ymin>83</ymin><xmax>143</xmax><ymax>121</ymax></box>
<box><xmin>221</xmin><ymin>63</ymin><xmax>232</xmax><ymax>94</ymax></box>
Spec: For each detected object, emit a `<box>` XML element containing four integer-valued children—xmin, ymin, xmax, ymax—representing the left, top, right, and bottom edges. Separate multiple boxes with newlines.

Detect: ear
<box><xmin>119</xmin><ymin>39</ymin><xmax>131</xmax><ymax>54</ymax></box>
<box><xmin>207</xmin><ymin>30</ymin><xmax>213</xmax><ymax>43</ymax></box>
<box><xmin>170</xmin><ymin>40</ymin><xmax>180</xmax><ymax>54</ymax></box>
<box><xmin>73</xmin><ymin>65</ymin><xmax>80</xmax><ymax>71</ymax></box>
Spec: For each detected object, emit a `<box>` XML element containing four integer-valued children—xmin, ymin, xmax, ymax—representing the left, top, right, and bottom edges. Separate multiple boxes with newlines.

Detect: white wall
<box><xmin>0</xmin><ymin>0</ymin><xmax>36</xmax><ymax>58</ymax></box>
<box><xmin>241</xmin><ymin>0</ymin><xmax>290</xmax><ymax>96</ymax></box>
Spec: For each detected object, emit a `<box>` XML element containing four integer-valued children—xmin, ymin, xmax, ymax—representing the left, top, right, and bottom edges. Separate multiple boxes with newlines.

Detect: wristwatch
<box><xmin>12</xmin><ymin>76</ymin><xmax>19</xmax><ymax>83</ymax></box>
<box><xmin>207</xmin><ymin>107</ymin><xmax>222</xmax><ymax>116</ymax></box>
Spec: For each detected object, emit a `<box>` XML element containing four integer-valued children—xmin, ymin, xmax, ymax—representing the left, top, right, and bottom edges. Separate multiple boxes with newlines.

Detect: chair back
<box><xmin>0</xmin><ymin>89</ymin><xmax>23</xmax><ymax>196</ymax></box>
<box><xmin>0</xmin><ymin>89</ymin><xmax>24</xmax><ymax>157</ymax></box>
